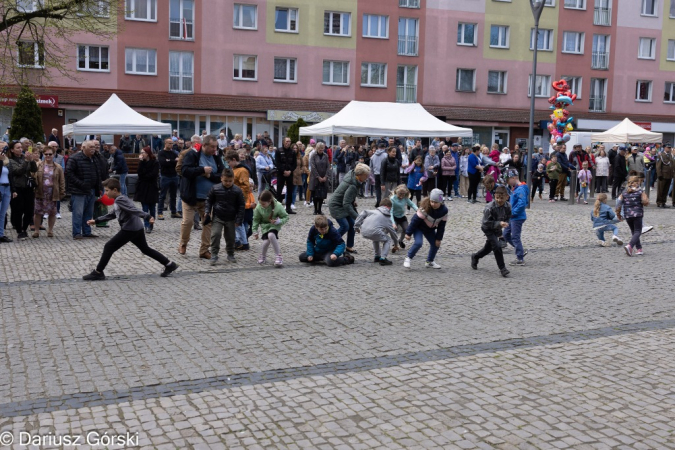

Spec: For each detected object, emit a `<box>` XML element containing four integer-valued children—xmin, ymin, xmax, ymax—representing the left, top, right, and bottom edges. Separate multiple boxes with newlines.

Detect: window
<box><xmin>668</xmin><ymin>40</ymin><xmax>675</xmax><ymax>60</ymax></box>
<box><xmin>671</xmin><ymin>0</ymin><xmax>675</xmax><ymax>17</ymax></box>
<box><xmin>361</xmin><ymin>62</ymin><xmax>387</xmax><ymax>87</ymax></box>
<box><xmin>636</xmin><ymin>80</ymin><xmax>652</xmax><ymax>101</ymax></box>
<box><xmin>79</xmin><ymin>1</ymin><xmax>110</xmax><ymax>17</ymax></box>
<box><xmin>487</xmin><ymin>71</ymin><xmax>507</xmax><ymax>94</ymax></box>
<box><xmin>233</xmin><ymin>55</ymin><xmax>257</xmax><ymax>81</ymax></box>
<box><xmin>17</xmin><ymin>41</ymin><xmax>44</xmax><ymax>68</ymax></box>
<box><xmin>562</xmin><ymin>76</ymin><xmax>582</xmax><ymax>98</ymax></box>
<box><xmin>170</xmin><ymin>0</ymin><xmax>194</xmax><ymax>40</ymax></box>
<box><xmin>564</xmin><ymin>0</ymin><xmax>586</xmax><ymax>8</ymax></box>
<box><xmin>125</xmin><ymin>0</ymin><xmax>156</xmax><ymax>21</ymax></box>
<box><xmin>589</xmin><ymin>78</ymin><xmax>606</xmax><ymax>111</ymax></box>
<box><xmin>324</xmin><ymin>11</ymin><xmax>351</xmax><ymax>36</ymax></box>
<box><xmin>274</xmin><ymin>57</ymin><xmax>296</xmax><ymax>82</ymax></box>
<box><xmin>363</xmin><ymin>14</ymin><xmax>388</xmax><ymax>39</ymax></box>
<box><xmin>490</xmin><ymin>25</ymin><xmax>509</xmax><ymax>48</ymax></box>
<box><xmin>592</xmin><ymin>34</ymin><xmax>610</xmax><ymax>69</ymax></box>
<box><xmin>562</xmin><ymin>31</ymin><xmax>584</xmax><ymax>54</ymax></box>
<box><xmin>78</xmin><ymin>45</ymin><xmax>109</xmax><ymax>71</ymax></box>
<box><xmin>234</xmin><ymin>4</ymin><xmax>257</xmax><ymax>29</ymax></box>
<box><xmin>396</xmin><ymin>65</ymin><xmax>417</xmax><ymax>103</ymax></box>
<box><xmin>544</xmin><ymin>0</ymin><xmax>556</xmax><ymax>5</ymax></box>
<box><xmin>456</xmin><ymin>68</ymin><xmax>476</xmax><ymax>92</ymax></box>
<box><xmin>17</xmin><ymin>0</ymin><xmax>42</xmax><ymax>12</ymax></box>
<box><xmin>531</xmin><ymin>29</ymin><xmax>553</xmax><ymax>51</ymax></box>
<box><xmin>323</xmin><ymin>60</ymin><xmax>349</xmax><ymax>85</ymax></box>
<box><xmin>275</xmin><ymin>7</ymin><xmax>298</xmax><ymax>32</ymax></box>
<box><xmin>528</xmin><ymin>74</ymin><xmax>551</xmax><ymax>97</ymax></box>
<box><xmin>399</xmin><ymin>0</ymin><xmax>420</xmax><ymax>8</ymax></box>
<box><xmin>638</xmin><ymin>37</ymin><xmax>656</xmax><ymax>59</ymax></box>
<box><xmin>125</xmin><ymin>48</ymin><xmax>156</xmax><ymax>75</ymax></box>
<box><xmin>594</xmin><ymin>0</ymin><xmax>612</xmax><ymax>25</ymax></box>
<box><xmin>457</xmin><ymin>23</ymin><xmax>477</xmax><ymax>46</ymax></box>
<box><xmin>169</xmin><ymin>51</ymin><xmax>193</xmax><ymax>93</ymax></box>
<box><xmin>665</xmin><ymin>82</ymin><xmax>675</xmax><ymax>102</ymax></box>
<box><xmin>398</xmin><ymin>18</ymin><xmax>418</xmax><ymax>55</ymax></box>
<box><xmin>642</xmin><ymin>0</ymin><xmax>657</xmax><ymax>15</ymax></box>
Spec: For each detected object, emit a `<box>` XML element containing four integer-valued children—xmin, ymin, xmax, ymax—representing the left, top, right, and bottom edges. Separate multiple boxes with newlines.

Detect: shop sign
<box><xmin>267</xmin><ymin>110</ymin><xmax>333</xmax><ymax>123</ymax></box>
<box><xmin>634</xmin><ymin>121</ymin><xmax>651</xmax><ymax>130</ymax></box>
<box><xmin>0</xmin><ymin>94</ymin><xmax>59</xmax><ymax>108</ymax></box>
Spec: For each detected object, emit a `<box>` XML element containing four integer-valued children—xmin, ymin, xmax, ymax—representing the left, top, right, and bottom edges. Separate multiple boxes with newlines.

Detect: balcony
<box><xmin>396</xmin><ymin>84</ymin><xmax>417</xmax><ymax>103</ymax></box>
<box><xmin>398</xmin><ymin>35</ymin><xmax>419</xmax><ymax>56</ymax></box>
<box><xmin>399</xmin><ymin>0</ymin><xmax>420</xmax><ymax>8</ymax></box>
<box><xmin>589</xmin><ymin>96</ymin><xmax>606</xmax><ymax>112</ymax></box>
<box><xmin>594</xmin><ymin>7</ymin><xmax>611</xmax><ymax>26</ymax></box>
<box><xmin>591</xmin><ymin>51</ymin><xmax>609</xmax><ymax>69</ymax></box>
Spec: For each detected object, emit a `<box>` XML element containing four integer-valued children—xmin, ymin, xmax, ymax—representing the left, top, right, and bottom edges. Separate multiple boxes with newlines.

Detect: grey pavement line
<box><xmin>1</xmin><ymin>318</ymin><xmax>674</xmax><ymax>418</ymax></box>
<box><xmin>4</xmin><ymin>238</ymin><xmax>675</xmax><ymax>288</ymax></box>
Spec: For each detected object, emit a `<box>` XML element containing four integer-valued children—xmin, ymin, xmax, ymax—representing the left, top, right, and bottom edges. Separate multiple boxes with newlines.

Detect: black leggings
<box><xmin>10</xmin><ymin>187</ymin><xmax>35</xmax><ymax>233</ymax></box>
<box><xmin>409</xmin><ymin>189</ymin><xmax>421</xmax><ymax>204</ymax></box>
<box><xmin>468</xmin><ymin>172</ymin><xmax>481</xmax><ymax>201</ymax></box>
<box><xmin>96</xmin><ymin>229</ymin><xmax>169</xmax><ymax>272</ymax></box>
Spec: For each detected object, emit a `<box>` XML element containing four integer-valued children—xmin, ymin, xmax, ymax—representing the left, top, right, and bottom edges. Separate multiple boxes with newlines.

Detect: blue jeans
<box><xmin>503</xmin><ymin>219</ymin><xmax>525</xmax><ymax>261</ymax></box>
<box><xmin>453</xmin><ymin>175</ymin><xmax>460</xmax><ymax>196</ymax></box>
<box><xmin>71</xmin><ymin>190</ymin><xmax>96</xmax><ymax>237</ymax></box>
<box><xmin>158</xmin><ymin>175</ymin><xmax>178</xmax><ymax>214</ymax></box>
<box><xmin>407</xmin><ymin>227</ymin><xmax>440</xmax><ymax>262</ymax></box>
<box><xmin>235</xmin><ymin>222</ymin><xmax>248</xmax><ymax>245</ymax></box>
<box><xmin>0</xmin><ymin>184</ymin><xmax>11</xmax><ymax>238</ymax></box>
<box><xmin>142</xmin><ymin>203</ymin><xmax>156</xmax><ymax>229</ymax></box>
<box><xmin>335</xmin><ymin>216</ymin><xmax>355</xmax><ymax>248</ymax></box>
<box><xmin>595</xmin><ymin>224</ymin><xmax>619</xmax><ymax>241</ymax></box>
<box><xmin>290</xmin><ymin>185</ymin><xmax>297</xmax><ymax>206</ymax></box>
<box><xmin>119</xmin><ymin>172</ymin><xmax>128</xmax><ymax>197</ymax></box>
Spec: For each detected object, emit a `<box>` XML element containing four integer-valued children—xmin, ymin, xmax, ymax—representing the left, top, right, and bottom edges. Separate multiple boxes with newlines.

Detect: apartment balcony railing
<box><xmin>398</xmin><ymin>36</ymin><xmax>419</xmax><ymax>56</ymax></box>
<box><xmin>169</xmin><ymin>18</ymin><xmax>194</xmax><ymax>40</ymax></box>
<box><xmin>396</xmin><ymin>84</ymin><xmax>417</xmax><ymax>103</ymax></box>
<box><xmin>589</xmin><ymin>96</ymin><xmax>606</xmax><ymax>112</ymax></box>
<box><xmin>591</xmin><ymin>51</ymin><xmax>609</xmax><ymax>69</ymax></box>
<box><xmin>399</xmin><ymin>0</ymin><xmax>420</xmax><ymax>8</ymax></box>
<box><xmin>594</xmin><ymin>7</ymin><xmax>611</xmax><ymax>26</ymax></box>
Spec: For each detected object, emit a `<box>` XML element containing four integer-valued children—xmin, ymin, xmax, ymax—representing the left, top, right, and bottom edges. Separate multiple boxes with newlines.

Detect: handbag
<box><xmin>26</xmin><ymin>176</ymin><xmax>36</xmax><ymax>190</ymax></box>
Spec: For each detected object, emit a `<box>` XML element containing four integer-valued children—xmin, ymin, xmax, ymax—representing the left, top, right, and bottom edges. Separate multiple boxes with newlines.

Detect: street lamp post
<box><xmin>527</xmin><ymin>0</ymin><xmax>546</xmax><ymax>209</ymax></box>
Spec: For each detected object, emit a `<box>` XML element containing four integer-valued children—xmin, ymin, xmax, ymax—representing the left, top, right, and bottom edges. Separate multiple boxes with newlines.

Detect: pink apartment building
<box><xmin>4</xmin><ymin>0</ymin><xmax>675</xmax><ymax>148</ymax></box>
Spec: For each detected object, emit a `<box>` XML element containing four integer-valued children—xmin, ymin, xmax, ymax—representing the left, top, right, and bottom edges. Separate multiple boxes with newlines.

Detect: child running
<box><xmin>403</xmin><ymin>188</ymin><xmax>448</xmax><ymax>269</ymax></box>
<box><xmin>591</xmin><ymin>193</ymin><xmax>623</xmax><ymax>247</ymax></box>
<box><xmin>616</xmin><ymin>175</ymin><xmax>649</xmax><ymax>256</ymax></box>
<box><xmin>389</xmin><ymin>184</ymin><xmax>417</xmax><ymax>249</ymax></box>
<box><xmin>83</xmin><ymin>178</ymin><xmax>178</xmax><ymax>280</ymax></box>
<box><xmin>252</xmin><ymin>190</ymin><xmax>289</xmax><ymax>266</ymax></box>
<box><xmin>354</xmin><ymin>197</ymin><xmax>399</xmax><ymax>265</ymax></box>
<box><xmin>471</xmin><ymin>185</ymin><xmax>511</xmax><ymax>277</ymax></box>
<box><xmin>577</xmin><ymin>161</ymin><xmax>592</xmax><ymax>204</ymax></box>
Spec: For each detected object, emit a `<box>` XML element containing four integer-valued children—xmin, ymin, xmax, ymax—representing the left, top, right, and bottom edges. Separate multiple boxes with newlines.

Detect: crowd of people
<box><xmin>1</xmin><ymin>132</ymin><xmax>672</xmax><ymax>279</ymax></box>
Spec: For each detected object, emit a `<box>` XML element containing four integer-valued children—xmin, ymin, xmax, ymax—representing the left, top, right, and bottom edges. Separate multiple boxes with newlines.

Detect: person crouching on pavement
<box><xmin>83</xmin><ymin>178</ymin><xmax>178</xmax><ymax>280</ymax></box>
<box><xmin>204</xmin><ymin>168</ymin><xmax>245</xmax><ymax>265</ymax></box>
<box><xmin>299</xmin><ymin>215</ymin><xmax>353</xmax><ymax>267</ymax></box>
<box><xmin>471</xmin><ymin>185</ymin><xmax>511</xmax><ymax>278</ymax></box>
<box><xmin>403</xmin><ymin>188</ymin><xmax>448</xmax><ymax>270</ymax></box>
<box><xmin>354</xmin><ymin>197</ymin><xmax>399</xmax><ymax>266</ymax></box>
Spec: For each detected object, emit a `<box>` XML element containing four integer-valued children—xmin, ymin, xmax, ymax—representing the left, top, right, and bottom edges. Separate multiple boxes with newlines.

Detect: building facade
<box><xmin>4</xmin><ymin>0</ymin><xmax>675</xmax><ymax>147</ymax></box>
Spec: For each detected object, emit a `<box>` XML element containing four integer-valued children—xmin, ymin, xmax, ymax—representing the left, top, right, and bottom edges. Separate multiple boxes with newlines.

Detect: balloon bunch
<box><xmin>547</xmin><ymin>79</ymin><xmax>576</xmax><ymax>145</ymax></box>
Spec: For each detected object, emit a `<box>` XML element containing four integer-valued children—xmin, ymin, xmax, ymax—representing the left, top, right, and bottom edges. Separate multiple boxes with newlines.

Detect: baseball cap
<box><xmin>429</xmin><ymin>188</ymin><xmax>444</xmax><ymax>203</ymax></box>
<box><xmin>618</xmin><ymin>145</ymin><xmax>626</xmax><ymax>150</ymax></box>
<box><xmin>451</xmin><ymin>143</ymin><xmax>459</xmax><ymax>147</ymax></box>
<box><xmin>665</xmin><ymin>143</ymin><xmax>672</xmax><ymax>148</ymax></box>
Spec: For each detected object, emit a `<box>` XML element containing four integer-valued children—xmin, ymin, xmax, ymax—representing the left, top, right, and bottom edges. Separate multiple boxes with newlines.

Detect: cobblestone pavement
<box><xmin>1</xmin><ymin>188</ymin><xmax>674</xmax><ymax>449</ymax></box>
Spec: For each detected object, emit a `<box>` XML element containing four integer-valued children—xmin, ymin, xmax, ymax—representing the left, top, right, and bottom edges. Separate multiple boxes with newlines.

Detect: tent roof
<box><xmin>590</xmin><ymin>118</ymin><xmax>662</xmax><ymax>143</ymax></box>
<box><xmin>62</xmin><ymin>94</ymin><xmax>172</xmax><ymax>135</ymax></box>
<box><xmin>299</xmin><ymin>101</ymin><xmax>473</xmax><ymax>137</ymax></box>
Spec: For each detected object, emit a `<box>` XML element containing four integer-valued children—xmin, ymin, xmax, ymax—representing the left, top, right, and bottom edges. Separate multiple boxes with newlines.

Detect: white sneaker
<box><xmin>43</xmin><ymin>214</ymin><xmax>48</xmax><ymax>220</ymax></box>
<box><xmin>304</xmin><ymin>201</ymin><xmax>309</xmax><ymax>207</ymax></box>
<box><xmin>56</xmin><ymin>213</ymin><xmax>62</xmax><ymax>219</ymax></box>
<box><xmin>403</xmin><ymin>256</ymin><xmax>411</xmax><ymax>268</ymax></box>
<box><xmin>425</xmin><ymin>261</ymin><xmax>442</xmax><ymax>269</ymax></box>
<box><xmin>290</xmin><ymin>204</ymin><xmax>296</xmax><ymax>210</ymax></box>
<box><xmin>612</xmin><ymin>235</ymin><xmax>623</xmax><ymax>246</ymax></box>
<box><xmin>641</xmin><ymin>225</ymin><xmax>654</xmax><ymax>235</ymax></box>
<box><xmin>598</xmin><ymin>239</ymin><xmax>606</xmax><ymax>247</ymax></box>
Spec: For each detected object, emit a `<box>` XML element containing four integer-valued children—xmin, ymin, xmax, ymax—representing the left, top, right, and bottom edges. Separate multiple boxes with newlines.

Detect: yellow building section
<box><xmin>659</xmin><ymin>1</ymin><xmax>675</xmax><ymax>71</ymax></box>
<box><xmin>266</xmin><ymin>0</ymin><xmax>357</xmax><ymax>48</ymax></box>
<box><xmin>483</xmin><ymin>0</ymin><xmax>559</xmax><ymax>63</ymax></box>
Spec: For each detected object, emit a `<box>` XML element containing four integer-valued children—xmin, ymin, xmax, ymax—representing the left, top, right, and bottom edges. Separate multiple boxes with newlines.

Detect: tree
<box><xmin>287</xmin><ymin>118</ymin><xmax>310</xmax><ymax>147</ymax></box>
<box><xmin>0</xmin><ymin>0</ymin><xmax>122</xmax><ymax>87</ymax></box>
<box><xmin>9</xmin><ymin>85</ymin><xmax>43</xmax><ymax>142</ymax></box>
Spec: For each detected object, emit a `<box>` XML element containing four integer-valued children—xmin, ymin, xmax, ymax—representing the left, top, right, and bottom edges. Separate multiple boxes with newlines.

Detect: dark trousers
<box><xmin>626</xmin><ymin>216</ymin><xmax>643</xmax><ymax>250</ymax></box>
<box><xmin>596</xmin><ymin>176</ymin><xmax>608</xmax><ymax>193</ymax></box>
<box><xmin>158</xmin><ymin>175</ymin><xmax>178</xmax><ymax>214</ymax></box>
<box><xmin>96</xmin><ymin>229</ymin><xmax>169</xmax><ymax>272</ymax></box>
<box><xmin>10</xmin><ymin>187</ymin><xmax>34</xmax><ymax>233</ymax></box>
<box><xmin>475</xmin><ymin>233</ymin><xmax>505</xmax><ymax>270</ymax></box>
<box><xmin>548</xmin><ymin>179</ymin><xmax>558</xmax><ymax>200</ymax></box>
<box><xmin>612</xmin><ymin>176</ymin><xmax>624</xmax><ymax>199</ymax></box>
<box><xmin>422</xmin><ymin>177</ymin><xmax>436</xmax><ymax>197</ymax></box>
<box><xmin>656</xmin><ymin>177</ymin><xmax>672</xmax><ymax>205</ymax></box>
<box><xmin>210</xmin><ymin>217</ymin><xmax>236</xmax><ymax>256</ymax></box>
<box><xmin>439</xmin><ymin>175</ymin><xmax>455</xmax><ymax>196</ymax></box>
<box><xmin>299</xmin><ymin>251</ymin><xmax>347</xmax><ymax>267</ymax></box>
<box><xmin>374</xmin><ymin>174</ymin><xmax>382</xmax><ymax>207</ymax></box>
<box><xmin>468</xmin><ymin>172</ymin><xmax>481</xmax><ymax>201</ymax></box>
<box><xmin>410</xmin><ymin>189</ymin><xmax>421</xmax><ymax>204</ymax></box>
<box><xmin>276</xmin><ymin>174</ymin><xmax>293</xmax><ymax>210</ymax></box>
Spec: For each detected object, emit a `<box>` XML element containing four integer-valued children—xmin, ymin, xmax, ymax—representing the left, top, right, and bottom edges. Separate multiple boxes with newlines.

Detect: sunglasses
<box><xmin>44</xmin><ymin>153</ymin><xmax>54</xmax><ymax>156</ymax></box>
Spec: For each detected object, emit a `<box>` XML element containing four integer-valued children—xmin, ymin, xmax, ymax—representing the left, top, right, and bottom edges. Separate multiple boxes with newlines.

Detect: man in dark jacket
<box><xmin>110</xmin><ymin>146</ymin><xmax>129</xmax><ymax>196</ymax></box>
<box><xmin>119</xmin><ymin>134</ymin><xmax>133</xmax><ymax>153</ymax></box>
<box><xmin>48</xmin><ymin>128</ymin><xmax>61</xmax><ymax>148</ymax></box>
<box><xmin>204</xmin><ymin>168</ymin><xmax>245</xmax><ymax>265</ymax></box>
<box><xmin>275</xmin><ymin>137</ymin><xmax>297</xmax><ymax>214</ymax></box>
<box><xmin>158</xmin><ymin>138</ymin><xmax>180</xmax><ymax>219</ymax></box>
<box><xmin>67</xmin><ymin>140</ymin><xmax>103</xmax><ymax>239</ymax></box>
<box><xmin>656</xmin><ymin>143</ymin><xmax>674</xmax><ymax>208</ymax></box>
<box><xmin>179</xmin><ymin>135</ymin><xmax>223</xmax><ymax>258</ymax></box>
<box><xmin>607</xmin><ymin>144</ymin><xmax>618</xmax><ymax>187</ymax></box>
<box><xmin>554</xmin><ymin>144</ymin><xmax>573</xmax><ymax>201</ymax></box>
<box><xmin>612</xmin><ymin>146</ymin><xmax>628</xmax><ymax>199</ymax></box>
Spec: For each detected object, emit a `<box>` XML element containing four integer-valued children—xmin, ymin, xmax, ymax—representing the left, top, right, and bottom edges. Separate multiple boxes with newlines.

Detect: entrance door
<box><xmin>493</xmin><ymin>129</ymin><xmax>510</xmax><ymax>148</ymax></box>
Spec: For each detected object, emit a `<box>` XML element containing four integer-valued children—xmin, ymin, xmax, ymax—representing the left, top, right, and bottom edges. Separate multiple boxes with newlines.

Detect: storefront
<box><xmin>1</xmin><ymin>94</ymin><xmax>60</xmax><ymax>141</ymax></box>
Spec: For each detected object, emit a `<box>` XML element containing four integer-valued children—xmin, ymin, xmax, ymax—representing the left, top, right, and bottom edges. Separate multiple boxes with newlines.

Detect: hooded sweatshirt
<box><xmin>406</xmin><ymin>204</ymin><xmax>449</xmax><ymax>240</ymax></box>
<box><xmin>369</xmin><ymin>148</ymin><xmax>388</xmax><ymax>175</ymax></box>
<box><xmin>354</xmin><ymin>206</ymin><xmax>398</xmax><ymax>242</ymax></box>
<box><xmin>509</xmin><ymin>183</ymin><xmax>529</xmax><ymax>221</ymax></box>
<box><xmin>94</xmin><ymin>195</ymin><xmax>149</xmax><ymax>231</ymax></box>
<box><xmin>306</xmin><ymin>219</ymin><xmax>345</xmax><ymax>257</ymax></box>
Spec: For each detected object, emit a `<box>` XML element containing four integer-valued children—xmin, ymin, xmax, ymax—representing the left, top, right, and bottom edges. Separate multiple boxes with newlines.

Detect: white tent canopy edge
<box><xmin>299</xmin><ymin>101</ymin><xmax>473</xmax><ymax>138</ymax></box>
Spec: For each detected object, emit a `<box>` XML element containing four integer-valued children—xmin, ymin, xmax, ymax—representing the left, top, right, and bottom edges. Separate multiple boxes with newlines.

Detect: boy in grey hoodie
<box><xmin>354</xmin><ymin>197</ymin><xmax>399</xmax><ymax>265</ymax></box>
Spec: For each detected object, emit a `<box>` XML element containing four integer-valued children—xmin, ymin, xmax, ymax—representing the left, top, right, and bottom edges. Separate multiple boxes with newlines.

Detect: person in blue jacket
<box><xmin>503</xmin><ymin>169</ymin><xmax>529</xmax><ymax>266</ymax></box>
<box><xmin>299</xmin><ymin>215</ymin><xmax>353</xmax><ymax>267</ymax></box>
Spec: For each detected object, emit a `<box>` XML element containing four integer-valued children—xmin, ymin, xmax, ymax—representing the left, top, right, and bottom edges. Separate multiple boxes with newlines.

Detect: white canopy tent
<box><xmin>299</xmin><ymin>101</ymin><xmax>473</xmax><ymax>138</ymax></box>
<box><xmin>62</xmin><ymin>94</ymin><xmax>171</xmax><ymax>136</ymax></box>
<box><xmin>590</xmin><ymin>118</ymin><xmax>662</xmax><ymax>143</ymax></box>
